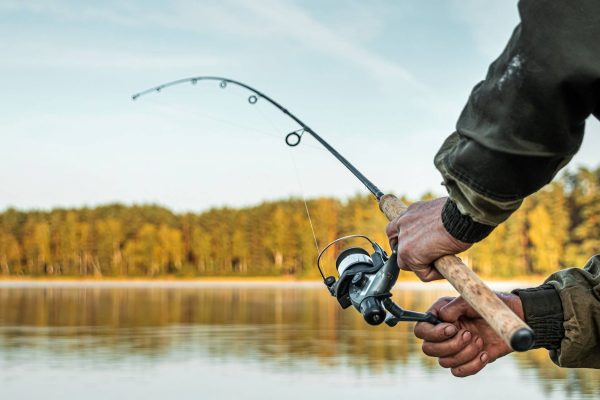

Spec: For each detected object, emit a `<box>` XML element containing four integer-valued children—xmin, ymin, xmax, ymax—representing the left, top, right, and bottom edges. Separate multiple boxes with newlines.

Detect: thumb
<box><xmin>439</xmin><ymin>297</ymin><xmax>480</xmax><ymax>322</ymax></box>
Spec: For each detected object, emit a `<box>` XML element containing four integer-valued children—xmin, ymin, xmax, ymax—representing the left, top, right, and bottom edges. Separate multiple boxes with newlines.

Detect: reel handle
<box><xmin>359</xmin><ymin>297</ymin><xmax>386</xmax><ymax>326</ymax></box>
<box><xmin>378</xmin><ymin>194</ymin><xmax>534</xmax><ymax>352</ymax></box>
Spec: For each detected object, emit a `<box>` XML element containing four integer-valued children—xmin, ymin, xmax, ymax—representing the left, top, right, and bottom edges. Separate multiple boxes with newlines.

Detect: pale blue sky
<box><xmin>1</xmin><ymin>0</ymin><xmax>598</xmax><ymax>212</ymax></box>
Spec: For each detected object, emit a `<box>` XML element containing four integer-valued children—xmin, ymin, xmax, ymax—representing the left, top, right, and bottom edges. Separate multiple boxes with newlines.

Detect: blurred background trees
<box><xmin>0</xmin><ymin>166</ymin><xmax>598</xmax><ymax>278</ymax></box>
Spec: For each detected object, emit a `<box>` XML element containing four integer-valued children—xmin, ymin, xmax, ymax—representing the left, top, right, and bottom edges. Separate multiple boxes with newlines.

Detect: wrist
<box><xmin>512</xmin><ymin>284</ymin><xmax>564</xmax><ymax>350</ymax></box>
<box><xmin>441</xmin><ymin>198</ymin><xmax>495</xmax><ymax>243</ymax></box>
<box><xmin>497</xmin><ymin>292</ymin><xmax>525</xmax><ymax>321</ymax></box>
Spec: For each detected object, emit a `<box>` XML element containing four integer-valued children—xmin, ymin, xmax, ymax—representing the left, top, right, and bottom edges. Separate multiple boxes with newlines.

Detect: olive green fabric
<box><xmin>434</xmin><ymin>0</ymin><xmax>600</xmax><ymax>368</ymax></box>
<box><xmin>435</xmin><ymin>133</ymin><xmax>524</xmax><ymax>226</ymax></box>
<box><xmin>435</xmin><ymin>0</ymin><xmax>600</xmax><ymax>226</ymax></box>
<box><xmin>545</xmin><ymin>256</ymin><xmax>600</xmax><ymax>368</ymax></box>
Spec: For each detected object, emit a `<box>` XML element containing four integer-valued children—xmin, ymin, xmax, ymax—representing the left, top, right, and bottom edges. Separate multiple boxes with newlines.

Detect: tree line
<box><xmin>0</xmin><ymin>166</ymin><xmax>598</xmax><ymax>278</ymax></box>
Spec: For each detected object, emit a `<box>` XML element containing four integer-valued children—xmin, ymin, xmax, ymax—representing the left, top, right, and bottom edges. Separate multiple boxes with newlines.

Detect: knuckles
<box><xmin>451</xmin><ymin>366</ymin><xmax>478</xmax><ymax>378</ymax></box>
<box><xmin>418</xmin><ymin>271</ymin><xmax>437</xmax><ymax>282</ymax></box>
<box><xmin>396</xmin><ymin>243</ymin><xmax>411</xmax><ymax>263</ymax></box>
<box><xmin>412</xmin><ymin>323</ymin><xmax>424</xmax><ymax>339</ymax></box>
<box><xmin>421</xmin><ymin>342</ymin><xmax>437</xmax><ymax>357</ymax></box>
<box><xmin>385</xmin><ymin>222</ymin><xmax>396</xmax><ymax>238</ymax></box>
<box><xmin>439</xmin><ymin>357</ymin><xmax>455</xmax><ymax>369</ymax></box>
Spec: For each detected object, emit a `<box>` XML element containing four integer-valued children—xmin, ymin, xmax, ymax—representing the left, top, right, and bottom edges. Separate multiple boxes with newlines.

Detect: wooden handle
<box><xmin>379</xmin><ymin>194</ymin><xmax>534</xmax><ymax>351</ymax></box>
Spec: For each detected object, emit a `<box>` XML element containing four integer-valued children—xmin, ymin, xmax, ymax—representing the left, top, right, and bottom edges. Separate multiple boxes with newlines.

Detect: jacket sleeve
<box><xmin>515</xmin><ymin>255</ymin><xmax>600</xmax><ymax>368</ymax></box>
<box><xmin>545</xmin><ymin>255</ymin><xmax>600</xmax><ymax>368</ymax></box>
<box><xmin>436</xmin><ymin>0</ymin><xmax>600</xmax><ymax>243</ymax></box>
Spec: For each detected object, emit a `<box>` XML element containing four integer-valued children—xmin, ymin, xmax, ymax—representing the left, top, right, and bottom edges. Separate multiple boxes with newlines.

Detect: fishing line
<box><xmin>132</xmin><ymin>76</ymin><xmax>381</xmax><ymax>259</ymax></box>
<box><xmin>132</xmin><ymin>76</ymin><xmax>384</xmax><ymax>199</ymax></box>
<box><xmin>288</xmin><ymin>149</ymin><xmax>320</xmax><ymax>255</ymax></box>
<box><xmin>249</xmin><ymin>91</ymin><xmax>323</xmax><ymax>255</ymax></box>
<box><xmin>230</xmin><ymin>88</ymin><xmax>329</xmax><ymax>153</ymax></box>
<box><xmin>143</xmin><ymin>80</ymin><xmax>324</xmax><ymax>255</ymax></box>
<box><xmin>131</xmin><ymin>77</ymin><xmax>536</xmax><ymax>351</ymax></box>
<box><xmin>138</xmin><ymin>86</ymin><xmax>284</xmax><ymax>146</ymax></box>
<box><xmin>147</xmin><ymin>87</ymin><xmax>328</xmax><ymax>153</ymax></box>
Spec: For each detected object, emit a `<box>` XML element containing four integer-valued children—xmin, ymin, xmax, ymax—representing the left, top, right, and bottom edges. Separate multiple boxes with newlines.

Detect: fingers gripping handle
<box><xmin>378</xmin><ymin>194</ymin><xmax>534</xmax><ymax>351</ymax></box>
<box><xmin>433</xmin><ymin>256</ymin><xmax>534</xmax><ymax>351</ymax></box>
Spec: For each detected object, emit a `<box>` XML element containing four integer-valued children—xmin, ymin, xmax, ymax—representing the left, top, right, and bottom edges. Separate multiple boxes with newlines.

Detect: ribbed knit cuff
<box><xmin>441</xmin><ymin>199</ymin><xmax>495</xmax><ymax>243</ymax></box>
<box><xmin>512</xmin><ymin>284</ymin><xmax>564</xmax><ymax>350</ymax></box>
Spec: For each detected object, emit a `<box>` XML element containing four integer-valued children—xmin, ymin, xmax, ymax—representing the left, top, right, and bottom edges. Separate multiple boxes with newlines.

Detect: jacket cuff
<box><xmin>441</xmin><ymin>198</ymin><xmax>495</xmax><ymax>243</ymax></box>
<box><xmin>512</xmin><ymin>284</ymin><xmax>564</xmax><ymax>350</ymax></box>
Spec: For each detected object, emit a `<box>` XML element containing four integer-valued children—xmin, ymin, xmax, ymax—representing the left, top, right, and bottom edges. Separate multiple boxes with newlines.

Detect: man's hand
<box><xmin>386</xmin><ymin>197</ymin><xmax>471</xmax><ymax>281</ymax></box>
<box><xmin>414</xmin><ymin>293</ymin><xmax>524</xmax><ymax>377</ymax></box>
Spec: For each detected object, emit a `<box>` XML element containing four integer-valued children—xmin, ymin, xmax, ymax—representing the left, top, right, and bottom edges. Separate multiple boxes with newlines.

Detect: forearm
<box><xmin>436</xmin><ymin>0</ymin><xmax>600</xmax><ymax>242</ymax></box>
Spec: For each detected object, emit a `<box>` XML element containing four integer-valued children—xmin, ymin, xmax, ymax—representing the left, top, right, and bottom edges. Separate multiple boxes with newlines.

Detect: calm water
<box><xmin>0</xmin><ymin>282</ymin><xmax>598</xmax><ymax>400</ymax></box>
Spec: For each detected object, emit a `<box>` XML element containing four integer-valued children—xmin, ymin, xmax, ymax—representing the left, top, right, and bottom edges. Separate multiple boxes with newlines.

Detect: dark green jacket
<box><xmin>435</xmin><ymin>0</ymin><xmax>600</xmax><ymax>367</ymax></box>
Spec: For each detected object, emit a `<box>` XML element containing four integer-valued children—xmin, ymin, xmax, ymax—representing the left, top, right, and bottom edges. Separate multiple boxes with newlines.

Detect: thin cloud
<box><xmin>235</xmin><ymin>0</ymin><xmax>423</xmax><ymax>89</ymax></box>
<box><xmin>0</xmin><ymin>0</ymin><xmax>141</xmax><ymax>27</ymax></box>
<box><xmin>451</xmin><ymin>0</ymin><xmax>519</xmax><ymax>59</ymax></box>
<box><xmin>2</xmin><ymin>0</ymin><xmax>424</xmax><ymax>89</ymax></box>
<box><xmin>3</xmin><ymin>45</ymin><xmax>221</xmax><ymax>70</ymax></box>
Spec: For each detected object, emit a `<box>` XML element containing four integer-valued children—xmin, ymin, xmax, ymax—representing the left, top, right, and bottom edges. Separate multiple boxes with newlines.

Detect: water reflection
<box><xmin>0</xmin><ymin>284</ymin><xmax>598</xmax><ymax>399</ymax></box>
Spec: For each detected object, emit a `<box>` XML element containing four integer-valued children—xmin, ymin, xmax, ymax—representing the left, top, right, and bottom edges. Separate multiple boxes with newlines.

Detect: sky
<box><xmin>1</xmin><ymin>0</ymin><xmax>599</xmax><ymax>212</ymax></box>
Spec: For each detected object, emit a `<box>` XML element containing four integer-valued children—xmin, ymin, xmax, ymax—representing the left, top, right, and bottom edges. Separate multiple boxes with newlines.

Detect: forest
<box><xmin>0</xmin><ymin>166</ymin><xmax>598</xmax><ymax>278</ymax></box>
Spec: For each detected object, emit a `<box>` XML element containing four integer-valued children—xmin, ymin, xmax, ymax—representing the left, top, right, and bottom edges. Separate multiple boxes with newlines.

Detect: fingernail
<box><xmin>476</xmin><ymin>337</ymin><xmax>483</xmax><ymax>347</ymax></box>
<box><xmin>480</xmin><ymin>352</ymin><xmax>489</xmax><ymax>364</ymax></box>
<box><xmin>444</xmin><ymin>325</ymin><xmax>457</xmax><ymax>336</ymax></box>
<box><xmin>462</xmin><ymin>331</ymin><xmax>471</xmax><ymax>342</ymax></box>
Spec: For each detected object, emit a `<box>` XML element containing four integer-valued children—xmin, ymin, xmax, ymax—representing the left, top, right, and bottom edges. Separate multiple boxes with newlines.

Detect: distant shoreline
<box><xmin>0</xmin><ymin>276</ymin><xmax>542</xmax><ymax>290</ymax></box>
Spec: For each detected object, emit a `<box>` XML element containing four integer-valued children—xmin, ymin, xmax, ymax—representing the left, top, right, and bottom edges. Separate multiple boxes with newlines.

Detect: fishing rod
<box><xmin>132</xmin><ymin>76</ymin><xmax>534</xmax><ymax>351</ymax></box>
<box><xmin>132</xmin><ymin>76</ymin><xmax>384</xmax><ymax>199</ymax></box>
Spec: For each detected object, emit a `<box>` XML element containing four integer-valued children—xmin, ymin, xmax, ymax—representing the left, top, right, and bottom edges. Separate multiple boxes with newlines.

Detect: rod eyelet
<box><xmin>285</xmin><ymin>131</ymin><xmax>302</xmax><ymax>147</ymax></box>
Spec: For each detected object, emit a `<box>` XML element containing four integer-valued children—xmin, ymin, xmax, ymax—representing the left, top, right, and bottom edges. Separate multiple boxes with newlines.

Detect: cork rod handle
<box><xmin>379</xmin><ymin>194</ymin><xmax>534</xmax><ymax>351</ymax></box>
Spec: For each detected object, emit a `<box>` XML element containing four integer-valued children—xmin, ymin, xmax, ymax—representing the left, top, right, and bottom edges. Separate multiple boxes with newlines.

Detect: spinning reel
<box><xmin>318</xmin><ymin>235</ymin><xmax>440</xmax><ymax>327</ymax></box>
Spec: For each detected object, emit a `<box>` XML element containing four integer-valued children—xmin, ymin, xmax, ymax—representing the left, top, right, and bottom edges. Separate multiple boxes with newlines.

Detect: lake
<box><xmin>0</xmin><ymin>281</ymin><xmax>598</xmax><ymax>400</ymax></box>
